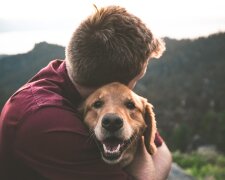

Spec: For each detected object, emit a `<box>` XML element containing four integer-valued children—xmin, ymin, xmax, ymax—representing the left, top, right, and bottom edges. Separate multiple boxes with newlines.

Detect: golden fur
<box><xmin>81</xmin><ymin>82</ymin><xmax>157</xmax><ymax>167</ymax></box>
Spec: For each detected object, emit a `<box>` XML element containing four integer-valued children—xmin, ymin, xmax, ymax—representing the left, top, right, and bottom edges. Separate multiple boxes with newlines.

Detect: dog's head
<box><xmin>81</xmin><ymin>82</ymin><xmax>157</xmax><ymax>166</ymax></box>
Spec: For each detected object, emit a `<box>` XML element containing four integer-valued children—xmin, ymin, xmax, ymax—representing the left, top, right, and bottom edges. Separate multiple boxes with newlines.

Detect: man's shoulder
<box><xmin>1</xmin><ymin>80</ymin><xmax>69</xmax><ymax>119</ymax></box>
<box><xmin>20</xmin><ymin>105</ymin><xmax>89</xmax><ymax>136</ymax></box>
<box><xmin>6</xmin><ymin>59</ymin><xmax>80</xmax><ymax>111</ymax></box>
<box><xmin>1</xmin><ymin>59</ymin><xmax>84</xmax><ymax>135</ymax></box>
<box><xmin>1</xmin><ymin>82</ymin><xmax>87</xmax><ymax>132</ymax></box>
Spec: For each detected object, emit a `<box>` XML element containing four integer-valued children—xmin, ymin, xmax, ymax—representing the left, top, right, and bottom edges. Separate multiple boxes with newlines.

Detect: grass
<box><xmin>172</xmin><ymin>151</ymin><xmax>225</xmax><ymax>180</ymax></box>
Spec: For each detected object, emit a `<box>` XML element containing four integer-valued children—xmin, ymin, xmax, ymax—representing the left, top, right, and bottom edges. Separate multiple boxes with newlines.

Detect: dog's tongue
<box><xmin>102</xmin><ymin>138</ymin><xmax>123</xmax><ymax>152</ymax></box>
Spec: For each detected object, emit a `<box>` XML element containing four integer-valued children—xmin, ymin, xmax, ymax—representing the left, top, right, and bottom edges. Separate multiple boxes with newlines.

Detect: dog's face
<box><xmin>81</xmin><ymin>82</ymin><xmax>157</xmax><ymax>166</ymax></box>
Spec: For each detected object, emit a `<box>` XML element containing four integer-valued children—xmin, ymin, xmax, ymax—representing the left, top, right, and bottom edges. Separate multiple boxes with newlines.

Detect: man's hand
<box><xmin>125</xmin><ymin>137</ymin><xmax>156</xmax><ymax>180</ymax></box>
<box><xmin>125</xmin><ymin>137</ymin><xmax>172</xmax><ymax>180</ymax></box>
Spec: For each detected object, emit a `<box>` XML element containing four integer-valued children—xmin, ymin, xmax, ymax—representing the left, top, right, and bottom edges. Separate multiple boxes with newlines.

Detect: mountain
<box><xmin>0</xmin><ymin>33</ymin><xmax>225</xmax><ymax>153</ymax></box>
<box><xmin>0</xmin><ymin>55</ymin><xmax>8</xmax><ymax>59</ymax></box>
<box><xmin>135</xmin><ymin>32</ymin><xmax>225</xmax><ymax>152</ymax></box>
<box><xmin>0</xmin><ymin>42</ymin><xmax>65</xmax><ymax>108</ymax></box>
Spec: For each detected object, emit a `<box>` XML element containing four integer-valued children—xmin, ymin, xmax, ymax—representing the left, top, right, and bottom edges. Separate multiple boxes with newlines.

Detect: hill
<box><xmin>135</xmin><ymin>32</ymin><xmax>225</xmax><ymax>152</ymax></box>
<box><xmin>0</xmin><ymin>42</ymin><xmax>65</xmax><ymax>109</ymax></box>
<box><xmin>0</xmin><ymin>33</ymin><xmax>225</xmax><ymax>153</ymax></box>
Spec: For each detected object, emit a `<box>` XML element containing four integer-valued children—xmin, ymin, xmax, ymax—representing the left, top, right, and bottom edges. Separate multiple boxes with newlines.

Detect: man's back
<box><xmin>0</xmin><ymin>60</ymin><xmax>130</xmax><ymax>179</ymax></box>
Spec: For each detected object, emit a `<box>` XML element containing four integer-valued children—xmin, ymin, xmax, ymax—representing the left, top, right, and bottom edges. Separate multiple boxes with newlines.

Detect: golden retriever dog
<box><xmin>81</xmin><ymin>82</ymin><xmax>157</xmax><ymax>167</ymax></box>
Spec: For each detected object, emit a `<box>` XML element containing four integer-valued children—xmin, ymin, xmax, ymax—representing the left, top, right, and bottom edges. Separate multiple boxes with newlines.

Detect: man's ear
<box><xmin>150</xmin><ymin>37</ymin><xmax>166</xmax><ymax>59</ymax></box>
<box><xmin>143</xmin><ymin>102</ymin><xmax>157</xmax><ymax>155</ymax></box>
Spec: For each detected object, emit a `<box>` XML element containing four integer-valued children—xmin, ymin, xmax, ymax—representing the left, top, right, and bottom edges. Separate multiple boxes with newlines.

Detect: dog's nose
<box><xmin>102</xmin><ymin>114</ymin><xmax>123</xmax><ymax>132</ymax></box>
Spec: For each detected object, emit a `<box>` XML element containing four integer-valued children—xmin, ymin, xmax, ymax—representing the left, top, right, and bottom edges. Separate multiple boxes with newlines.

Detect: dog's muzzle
<box><xmin>94</xmin><ymin>113</ymin><xmax>135</xmax><ymax>162</ymax></box>
<box><xmin>102</xmin><ymin>113</ymin><xmax>123</xmax><ymax>132</ymax></box>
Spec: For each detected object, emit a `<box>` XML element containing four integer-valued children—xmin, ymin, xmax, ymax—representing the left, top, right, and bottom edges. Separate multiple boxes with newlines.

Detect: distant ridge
<box><xmin>135</xmin><ymin>32</ymin><xmax>225</xmax><ymax>152</ymax></box>
<box><xmin>0</xmin><ymin>41</ymin><xmax>65</xmax><ymax>108</ymax></box>
<box><xmin>0</xmin><ymin>55</ymin><xmax>8</xmax><ymax>59</ymax></box>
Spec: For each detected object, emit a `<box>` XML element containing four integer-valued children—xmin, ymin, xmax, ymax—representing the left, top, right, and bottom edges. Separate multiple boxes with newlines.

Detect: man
<box><xmin>0</xmin><ymin>6</ymin><xmax>172</xmax><ymax>180</ymax></box>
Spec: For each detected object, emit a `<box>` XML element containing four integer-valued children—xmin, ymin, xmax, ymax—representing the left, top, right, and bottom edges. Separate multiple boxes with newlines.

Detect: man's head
<box><xmin>66</xmin><ymin>5</ymin><xmax>165</xmax><ymax>88</ymax></box>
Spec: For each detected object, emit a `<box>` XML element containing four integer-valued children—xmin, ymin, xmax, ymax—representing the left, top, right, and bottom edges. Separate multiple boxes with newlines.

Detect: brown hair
<box><xmin>66</xmin><ymin>5</ymin><xmax>165</xmax><ymax>87</ymax></box>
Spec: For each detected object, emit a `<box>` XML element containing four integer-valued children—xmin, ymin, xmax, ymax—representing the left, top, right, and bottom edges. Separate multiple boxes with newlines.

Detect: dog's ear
<box><xmin>78</xmin><ymin>101</ymin><xmax>88</xmax><ymax>117</ymax></box>
<box><xmin>143</xmin><ymin>102</ymin><xmax>157</xmax><ymax>155</ymax></box>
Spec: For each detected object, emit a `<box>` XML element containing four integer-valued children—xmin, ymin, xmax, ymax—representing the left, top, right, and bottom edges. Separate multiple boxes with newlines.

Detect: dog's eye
<box><xmin>92</xmin><ymin>100</ymin><xmax>104</xmax><ymax>109</ymax></box>
<box><xmin>125</xmin><ymin>101</ymin><xmax>136</xmax><ymax>110</ymax></box>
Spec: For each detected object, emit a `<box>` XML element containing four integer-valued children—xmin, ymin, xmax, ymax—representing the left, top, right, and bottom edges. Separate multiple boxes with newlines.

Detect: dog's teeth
<box><xmin>103</xmin><ymin>144</ymin><xmax>108</xmax><ymax>153</ymax></box>
<box><xmin>103</xmin><ymin>143</ymin><xmax>121</xmax><ymax>154</ymax></box>
<box><xmin>115</xmin><ymin>144</ymin><xmax>121</xmax><ymax>152</ymax></box>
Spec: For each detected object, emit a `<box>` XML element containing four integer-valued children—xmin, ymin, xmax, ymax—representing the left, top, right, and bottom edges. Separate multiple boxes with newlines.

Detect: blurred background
<box><xmin>1</xmin><ymin>0</ymin><xmax>225</xmax><ymax>179</ymax></box>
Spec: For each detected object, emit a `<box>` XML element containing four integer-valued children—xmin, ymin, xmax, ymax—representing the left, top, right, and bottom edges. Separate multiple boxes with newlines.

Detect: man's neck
<box><xmin>73</xmin><ymin>81</ymin><xmax>98</xmax><ymax>98</ymax></box>
<box><xmin>66</xmin><ymin>66</ymin><xmax>98</xmax><ymax>98</ymax></box>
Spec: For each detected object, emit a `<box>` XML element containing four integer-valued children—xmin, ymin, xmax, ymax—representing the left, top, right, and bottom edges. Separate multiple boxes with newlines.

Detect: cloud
<box><xmin>0</xmin><ymin>18</ymin><xmax>79</xmax><ymax>33</ymax></box>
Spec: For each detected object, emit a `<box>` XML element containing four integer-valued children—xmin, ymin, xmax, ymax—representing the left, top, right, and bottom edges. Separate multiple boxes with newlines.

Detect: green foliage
<box><xmin>173</xmin><ymin>151</ymin><xmax>225</xmax><ymax>180</ymax></box>
<box><xmin>199</xmin><ymin>111</ymin><xmax>225</xmax><ymax>152</ymax></box>
<box><xmin>170</xmin><ymin>123</ymin><xmax>192</xmax><ymax>152</ymax></box>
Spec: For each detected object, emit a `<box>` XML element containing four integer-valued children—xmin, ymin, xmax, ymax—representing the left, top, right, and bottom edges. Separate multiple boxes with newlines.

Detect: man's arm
<box><xmin>125</xmin><ymin>138</ymin><xmax>172</xmax><ymax>180</ymax></box>
<box><xmin>152</xmin><ymin>142</ymin><xmax>172</xmax><ymax>180</ymax></box>
<box><xmin>13</xmin><ymin>107</ymin><xmax>132</xmax><ymax>180</ymax></box>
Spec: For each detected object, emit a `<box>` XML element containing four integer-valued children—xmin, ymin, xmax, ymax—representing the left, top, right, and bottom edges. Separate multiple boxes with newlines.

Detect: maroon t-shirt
<box><xmin>0</xmin><ymin>60</ymin><xmax>162</xmax><ymax>180</ymax></box>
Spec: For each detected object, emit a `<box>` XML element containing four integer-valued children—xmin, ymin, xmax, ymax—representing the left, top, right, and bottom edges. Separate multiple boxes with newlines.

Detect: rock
<box><xmin>167</xmin><ymin>163</ymin><xmax>195</xmax><ymax>180</ymax></box>
<box><xmin>196</xmin><ymin>145</ymin><xmax>218</xmax><ymax>157</ymax></box>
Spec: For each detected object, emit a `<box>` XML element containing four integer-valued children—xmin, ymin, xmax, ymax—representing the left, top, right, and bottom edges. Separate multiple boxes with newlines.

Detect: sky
<box><xmin>0</xmin><ymin>0</ymin><xmax>225</xmax><ymax>54</ymax></box>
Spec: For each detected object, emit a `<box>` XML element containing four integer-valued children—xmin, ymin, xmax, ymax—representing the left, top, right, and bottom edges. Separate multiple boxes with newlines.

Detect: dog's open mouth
<box><xmin>97</xmin><ymin>136</ymin><xmax>135</xmax><ymax>161</ymax></box>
